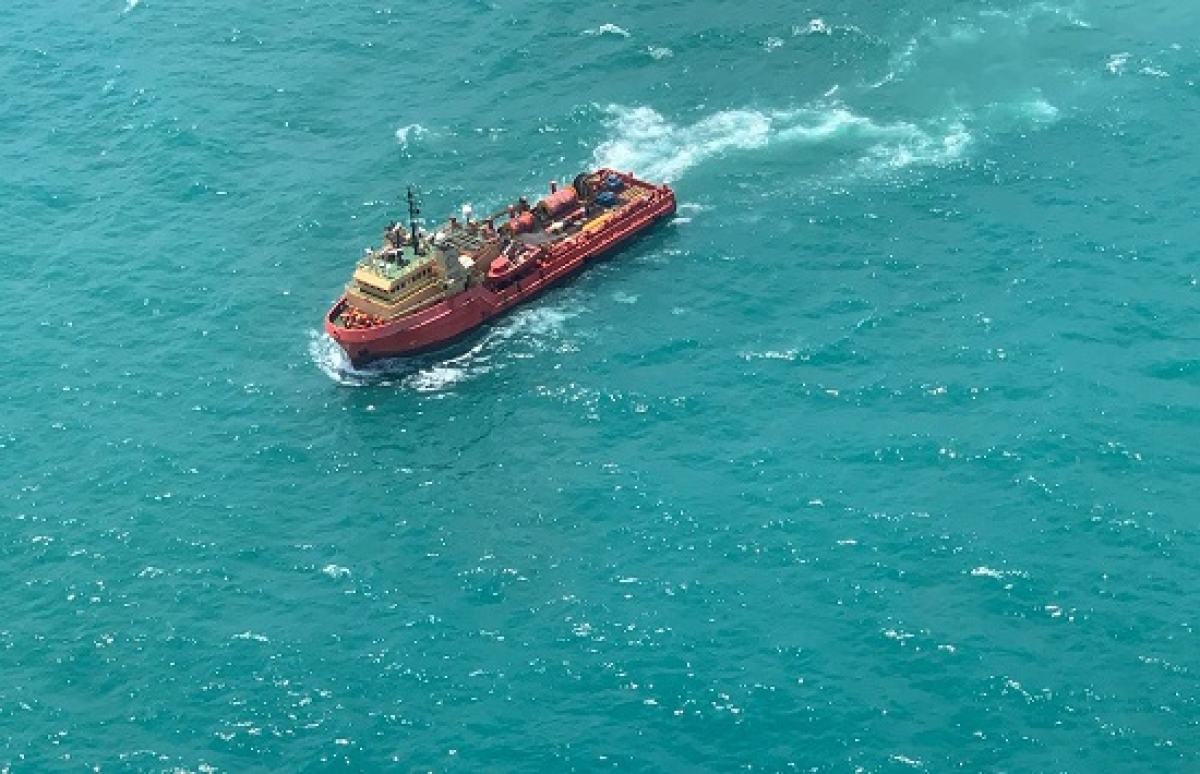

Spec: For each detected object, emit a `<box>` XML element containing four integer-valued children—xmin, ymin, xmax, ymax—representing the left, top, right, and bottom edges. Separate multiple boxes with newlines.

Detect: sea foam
<box><xmin>583</xmin><ymin>24</ymin><xmax>631</xmax><ymax>38</ymax></box>
<box><xmin>592</xmin><ymin>105</ymin><xmax>772</xmax><ymax>181</ymax></box>
<box><xmin>591</xmin><ymin>103</ymin><xmax>973</xmax><ymax>183</ymax></box>
<box><xmin>309</xmin><ymin>303</ymin><xmax>580</xmax><ymax>390</ymax></box>
<box><xmin>395</xmin><ymin>123</ymin><xmax>427</xmax><ymax>148</ymax></box>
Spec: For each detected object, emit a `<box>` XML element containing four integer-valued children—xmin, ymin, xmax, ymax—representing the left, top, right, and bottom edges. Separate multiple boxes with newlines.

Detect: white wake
<box><xmin>591</xmin><ymin>102</ymin><xmax>978</xmax><ymax>183</ymax></box>
<box><xmin>309</xmin><ymin>303</ymin><xmax>582</xmax><ymax>391</ymax></box>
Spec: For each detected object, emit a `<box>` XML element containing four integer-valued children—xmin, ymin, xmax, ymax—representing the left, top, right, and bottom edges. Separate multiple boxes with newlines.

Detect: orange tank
<box><xmin>510</xmin><ymin>211</ymin><xmax>535</xmax><ymax>233</ymax></box>
<box><xmin>540</xmin><ymin>187</ymin><xmax>578</xmax><ymax>218</ymax></box>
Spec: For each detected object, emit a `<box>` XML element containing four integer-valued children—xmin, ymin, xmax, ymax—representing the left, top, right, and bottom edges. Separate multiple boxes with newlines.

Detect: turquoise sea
<box><xmin>3</xmin><ymin>0</ymin><xmax>1198</xmax><ymax>770</ymax></box>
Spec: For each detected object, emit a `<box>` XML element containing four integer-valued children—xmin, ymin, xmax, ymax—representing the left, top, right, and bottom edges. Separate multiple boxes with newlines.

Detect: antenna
<box><xmin>406</xmin><ymin>186</ymin><xmax>423</xmax><ymax>254</ymax></box>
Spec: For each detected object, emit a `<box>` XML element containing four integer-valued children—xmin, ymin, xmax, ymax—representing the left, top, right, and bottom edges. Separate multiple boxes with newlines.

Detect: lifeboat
<box><xmin>486</xmin><ymin>245</ymin><xmax>542</xmax><ymax>286</ymax></box>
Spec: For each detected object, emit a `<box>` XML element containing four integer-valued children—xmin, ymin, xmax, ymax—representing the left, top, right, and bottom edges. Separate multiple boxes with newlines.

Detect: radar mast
<box><xmin>406</xmin><ymin>187</ymin><xmax>423</xmax><ymax>255</ymax></box>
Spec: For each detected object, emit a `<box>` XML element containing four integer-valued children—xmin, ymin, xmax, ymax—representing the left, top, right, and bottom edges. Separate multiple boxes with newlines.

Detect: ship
<box><xmin>324</xmin><ymin>169</ymin><xmax>677</xmax><ymax>367</ymax></box>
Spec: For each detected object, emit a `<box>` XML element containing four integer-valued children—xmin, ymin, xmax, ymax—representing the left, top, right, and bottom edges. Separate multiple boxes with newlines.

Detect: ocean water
<box><xmin>2</xmin><ymin>0</ymin><xmax>1198</xmax><ymax>770</ymax></box>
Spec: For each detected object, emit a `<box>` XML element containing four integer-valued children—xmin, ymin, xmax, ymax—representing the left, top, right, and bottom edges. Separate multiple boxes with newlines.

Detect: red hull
<box><xmin>325</xmin><ymin>173</ymin><xmax>676</xmax><ymax>367</ymax></box>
